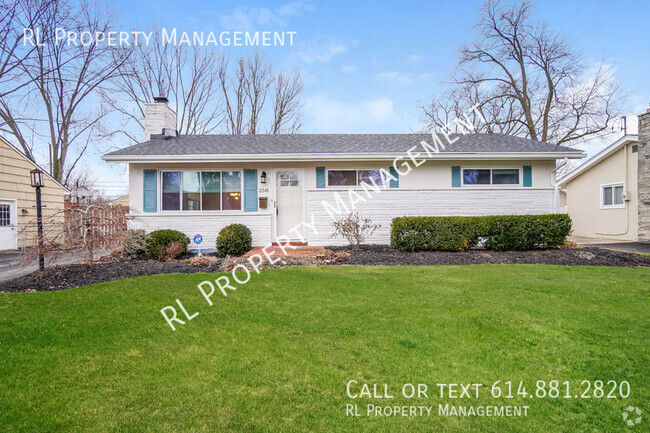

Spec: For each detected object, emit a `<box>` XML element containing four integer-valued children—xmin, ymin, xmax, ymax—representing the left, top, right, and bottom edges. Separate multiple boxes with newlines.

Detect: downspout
<box><xmin>552</xmin><ymin>158</ymin><xmax>568</xmax><ymax>213</ymax></box>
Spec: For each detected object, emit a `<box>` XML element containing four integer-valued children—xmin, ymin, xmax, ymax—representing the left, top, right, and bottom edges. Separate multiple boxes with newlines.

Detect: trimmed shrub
<box><xmin>390</xmin><ymin>216</ymin><xmax>487</xmax><ymax>252</ymax></box>
<box><xmin>122</xmin><ymin>229</ymin><xmax>147</xmax><ymax>257</ymax></box>
<box><xmin>483</xmin><ymin>214</ymin><xmax>572</xmax><ymax>251</ymax></box>
<box><xmin>216</xmin><ymin>224</ymin><xmax>252</xmax><ymax>257</ymax></box>
<box><xmin>390</xmin><ymin>214</ymin><xmax>572</xmax><ymax>252</ymax></box>
<box><xmin>145</xmin><ymin>229</ymin><xmax>190</xmax><ymax>260</ymax></box>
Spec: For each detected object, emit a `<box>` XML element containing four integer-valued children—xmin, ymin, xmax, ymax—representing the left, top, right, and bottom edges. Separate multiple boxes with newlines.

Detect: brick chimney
<box><xmin>638</xmin><ymin>108</ymin><xmax>650</xmax><ymax>242</ymax></box>
<box><xmin>144</xmin><ymin>96</ymin><xmax>177</xmax><ymax>141</ymax></box>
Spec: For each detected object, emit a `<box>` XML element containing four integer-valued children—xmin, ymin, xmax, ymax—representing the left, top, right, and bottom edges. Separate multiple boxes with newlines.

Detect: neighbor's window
<box><xmin>463</xmin><ymin>168</ymin><xmax>520</xmax><ymax>185</ymax></box>
<box><xmin>161</xmin><ymin>171</ymin><xmax>241</xmax><ymax>211</ymax></box>
<box><xmin>0</xmin><ymin>204</ymin><xmax>10</xmax><ymax>226</ymax></box>
<box><xmin>602</xmin><ymin>183</ymin><xmax>624</xmax><ymax>208</ymax></box>
<box><xmin>327</xmin><ymin>169</ymin><xmax>385</xmax><ymax>187</ymax></box>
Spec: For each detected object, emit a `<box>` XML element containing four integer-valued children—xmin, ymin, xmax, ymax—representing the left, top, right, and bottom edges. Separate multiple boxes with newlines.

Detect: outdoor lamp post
<box><xmin>30</xmin><ymin>169</ymin><xmax>45</xmax><ymax>271</ymax></box>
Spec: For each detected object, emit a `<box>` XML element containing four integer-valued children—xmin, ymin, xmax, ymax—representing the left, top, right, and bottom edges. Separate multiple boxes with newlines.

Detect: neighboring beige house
<box><xmin>0</xmin><ymin>135</ymin><xmax>69</xmax><ymax>250</ymax></box>
<box><xmin>559</xmin><ymin>110</ymin><xmax>650</xmax><ymax>242</ymax></box>
<box><xmin>110</xmin><ymin>195</ymin><xmax>129</xmax><ymax>207</ymax></box>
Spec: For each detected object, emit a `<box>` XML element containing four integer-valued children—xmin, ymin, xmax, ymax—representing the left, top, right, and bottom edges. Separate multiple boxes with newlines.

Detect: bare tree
<box><xmin>0</xmin><ymin>0</ymin><xmax>56</xmax><ymax>161</ymax></box>
<box><xmin>330</xmin><ymin>212</ymin><xmax>381</xmax><ymax>250</ymax></box>
<box><xmin>104</xmin><ymin>28</ymin><xmax>226</xmax><ymax>143</ymax></box>
<box><xmin>218</xmin><ymin>52</ymin><xmax>303</xmax><ymax>135</ymax></box>
<box><xmin>0</xmin><ymin>0</ymin><xmax>128</xmax><ymax>185</ymax></box>
<box><xmin>271</xmin><ymin>71</ymin><xmax>303</xmax><ymax>134</ymax></box>
<box><xmin>111</xmin><ymin>47</ymin><xmax>303</xmax><ymax>140</ymax></box>
<box><xmin>420</xmin><ymin>0</ymin><xmax>623</xmax><ymax>145</ymax></box>
<box><xmin>243</xmin><ymin>52</ymin><xmax>272</xmax><ymax>134</ymax></box>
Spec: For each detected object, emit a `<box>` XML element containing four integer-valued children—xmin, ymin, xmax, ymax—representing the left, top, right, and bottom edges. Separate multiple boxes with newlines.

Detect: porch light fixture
<box><xmin>260</xmin><ymin>171</ymin><xmax>267</xmax><ymax>184</ymax></box>
<box><xmin>29</xmin><ymin>168</ymin><xmax>45</xmax><ymax>271</ymax></box>
<box><xmin>30</xmin><ymin>168</ymin><xmax>44</xmax><ymax>187</ymax></box>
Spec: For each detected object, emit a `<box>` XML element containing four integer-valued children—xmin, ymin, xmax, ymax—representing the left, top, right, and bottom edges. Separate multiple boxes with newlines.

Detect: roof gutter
<box><xmin>103</xmin><ymin>151</ymin><xmax>586</xmax><ymax>163</ymax></box>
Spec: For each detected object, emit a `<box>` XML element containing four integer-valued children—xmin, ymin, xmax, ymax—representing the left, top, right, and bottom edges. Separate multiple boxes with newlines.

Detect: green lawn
<box><xmin>0</xmin><ymin>265</ymin><xmax>648</xmax><ymax>432</ymax></box>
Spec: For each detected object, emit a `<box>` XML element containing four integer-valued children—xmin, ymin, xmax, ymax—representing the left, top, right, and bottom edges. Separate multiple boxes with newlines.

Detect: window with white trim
<box><xmin>161</xmin><ymin>171</ymin><xmax>241</xmax><ymax>211</ymax></box>
<box><xmin>601</xmin><ymin>183</ymin><xmax>625</xmax><ymax>208</ymax></box>
<box><xmin>326</xmin><ymin>169</ymin><xmax>386</xmax><ymax>187</ymax></box>
<box><xmin>0</xmin><ymin>204</ymin><xmax>10</xmax><ymax>226</ymax></box>
<box><xmin>462</xmin><ymin>168</ymin><xmax>520</xmax><ymax>185</ymax></box>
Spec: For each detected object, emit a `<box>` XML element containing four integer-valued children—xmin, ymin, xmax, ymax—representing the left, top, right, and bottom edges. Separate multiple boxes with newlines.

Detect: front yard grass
<box><xmin>0</xmin><ymin>265</ymin><xmax>648</xmax><ymax>432</ymax></box>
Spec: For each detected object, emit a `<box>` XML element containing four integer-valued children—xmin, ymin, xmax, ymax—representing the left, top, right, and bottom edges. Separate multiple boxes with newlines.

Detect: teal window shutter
<box><xmin>523</xmin><ymin>166</ymin><xmax>532</xmax><ymax>187</ymax></box>
<box><xmin>243</xmin><ymin>169</ymin><xmax>258</xmax><ymax>211</ymax></box>
<box><xmin>389</xmin><ymin>167</ymin><xmax>399</xmax><ymax>188</ymax></box>
<box><xmin>451</xmin><ymin>166</ymin><xmax>461</xmax><ymax>188</ymax></box>
<box><xmin>316</xmin><ymin>167</ymin><xmax>325</xmax><ymax>188</ymax></box>
<box><xmin>143</xmin><ymin>170</ymin><xmax>157</xmax><ymax>212</ymax></box>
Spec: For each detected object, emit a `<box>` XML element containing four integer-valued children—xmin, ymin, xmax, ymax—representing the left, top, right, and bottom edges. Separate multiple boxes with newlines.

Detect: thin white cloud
<box><xmin>303</xmin><ymin>94</ymin><xmax>401</xmax><ymax>132</ymax></box>
<box><xmin>298</xmin><ymin>40</ymin><xmax>349</xmax><ymax>62</ymax></box>
<box><xmin>219</xmin><ymin>2</ymin><xmax>313</xmax><ymax>31</ymax></box>
<box><xmin>407</xmin><ymin>54</ymin><xmax>423</xmax><ymax>65</ymax></box>
<box><xmin>376</xmin><ymin>71</ymin><xmax>433</xmax><ymax>84</ymax></box>
<box><xmin>376</xmin><ymin>71</ymin><xmax>412</xmax><ymax>84</ymax></box>
<box><xmin>276</xmin><ymin>1</ymin><xmax>315</xmax><ymax>17</ymax></box>
<box><xmin>340</xmin><ymin>65</ymin><xmax>358</xmax><ymax>74</ymax></box>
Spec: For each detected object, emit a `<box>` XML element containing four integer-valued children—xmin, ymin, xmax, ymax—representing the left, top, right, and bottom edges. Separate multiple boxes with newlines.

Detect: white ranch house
<box><xmin>102</xmin><ymin>98</ymin><xmax>584</xmax><ymax>251</ymax></box>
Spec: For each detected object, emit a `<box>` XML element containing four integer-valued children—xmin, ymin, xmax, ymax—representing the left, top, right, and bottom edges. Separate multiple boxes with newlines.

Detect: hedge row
<box><xmin>390</xmin><ymin>214</ymin><xmax>572</xmax><ymax>252</ymax></box>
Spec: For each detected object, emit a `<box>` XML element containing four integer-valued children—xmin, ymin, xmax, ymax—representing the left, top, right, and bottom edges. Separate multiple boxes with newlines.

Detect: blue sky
<box><xmin>96</xmin><ymin>0</ymin><xmax>649</xmax><ymax>195</ymax></box>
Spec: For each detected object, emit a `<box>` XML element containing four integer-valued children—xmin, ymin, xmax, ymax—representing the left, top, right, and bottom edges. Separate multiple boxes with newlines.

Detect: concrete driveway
<box><xmin>570</xmin><ymin>236</ymin><xmax>650</xmax><ymax>254</ymax></box>
<box><xmin>587</xmin><ymin>243</ymin><xmax>650</xmax><ymax>254</ymax></box>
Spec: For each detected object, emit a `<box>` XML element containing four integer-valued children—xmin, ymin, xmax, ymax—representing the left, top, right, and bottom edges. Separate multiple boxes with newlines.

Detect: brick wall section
<box><xmin>638</xmin><ymin>111</ymin><xmax>650</xmax><ymax>242</ymax></box>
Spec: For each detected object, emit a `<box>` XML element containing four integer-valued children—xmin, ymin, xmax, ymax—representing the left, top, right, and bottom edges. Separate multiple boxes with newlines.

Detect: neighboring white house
<box><xmin>102</xmin><ymin>98</ymin><xmax>585</xmax><ymax>251</ymax></box>
<box><xmin>558</xmin><ymin>110</ymin><xmax>650</xmax><ymax>242</ymax></box>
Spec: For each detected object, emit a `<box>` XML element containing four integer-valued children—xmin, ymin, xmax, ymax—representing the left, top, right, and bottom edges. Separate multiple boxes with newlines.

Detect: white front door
<box><xmin>275</xmin><ymin>170</ymin><xmax>304</xmax><ymax>240</ymax></box>
<box><xmin>0</xmin><ymin>199</ymin><xmax>18</xmax><ymax>251</ymax></box>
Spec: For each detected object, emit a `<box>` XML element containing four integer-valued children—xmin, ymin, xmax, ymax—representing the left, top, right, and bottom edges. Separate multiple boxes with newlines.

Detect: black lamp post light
<box><xmin>29</xmin><ymin>168</ymin><xmax>45</xmax><ymax>271</ymax></box>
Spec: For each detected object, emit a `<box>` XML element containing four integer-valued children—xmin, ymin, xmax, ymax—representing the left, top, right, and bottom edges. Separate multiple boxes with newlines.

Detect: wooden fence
<box><xmin>63</xmin><ymin>202</ymin><xmax>129</xmax><ymax>249</ymax></box>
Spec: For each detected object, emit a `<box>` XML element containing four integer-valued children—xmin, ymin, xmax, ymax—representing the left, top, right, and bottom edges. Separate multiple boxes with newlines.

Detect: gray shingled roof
<box><xmin>104</xmin><ymin>133</ymin><xmax>580</xmax><ymax>157</ymax></box>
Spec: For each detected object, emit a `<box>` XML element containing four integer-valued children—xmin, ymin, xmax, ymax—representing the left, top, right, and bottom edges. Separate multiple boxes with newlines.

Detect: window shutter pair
<box><xmin>142</xmin><ymin>169</ymin><xmax>259</xmax><ymax>211</ymax></box>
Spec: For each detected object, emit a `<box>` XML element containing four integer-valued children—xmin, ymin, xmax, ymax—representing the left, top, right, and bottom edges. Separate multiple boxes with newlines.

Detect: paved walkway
<box><xmin>243</xmin><ymin>245</ymin><xmax>326</xmax><ymax>258</ymax></box>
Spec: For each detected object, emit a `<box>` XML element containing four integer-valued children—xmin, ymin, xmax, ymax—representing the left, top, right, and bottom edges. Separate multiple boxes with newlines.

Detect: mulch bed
<box><xmin>329</xmin><ymin>245</ymin><xmax>650</xmax><ymax>267</ymax></box>
<box><xmin>1</xmin><ymin>246</ymin><xmax>648</xmax><ymax>293</ymax></box>
<box><xmin>0</xmin><ymin>256</ymin><xmax>223</xmax><ymax>293</ymax></box>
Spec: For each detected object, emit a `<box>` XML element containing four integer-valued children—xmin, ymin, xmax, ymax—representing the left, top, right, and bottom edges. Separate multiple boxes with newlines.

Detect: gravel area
<box><xmin>1</xmin><ymin>246</ymin><xmax>648</xmax><ymax>293</ymax></box>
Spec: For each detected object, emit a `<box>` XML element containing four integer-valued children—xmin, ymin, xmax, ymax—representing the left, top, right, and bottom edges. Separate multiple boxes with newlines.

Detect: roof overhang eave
<box><xmin>102</xmin><ymin>151</ymin><xmax>586</xmax><ymax>163</ymax></box>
